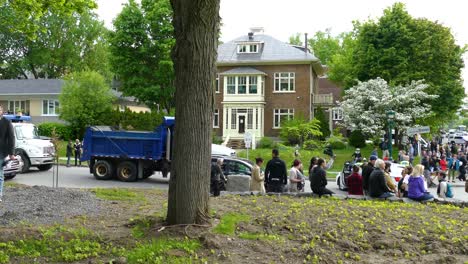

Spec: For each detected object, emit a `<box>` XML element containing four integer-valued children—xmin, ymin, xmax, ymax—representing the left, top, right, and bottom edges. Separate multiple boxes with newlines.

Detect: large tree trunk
<box><xmin>167</xmin><ymin>0</ymin><xmax>220</xmax><ymax>225</ymax></box>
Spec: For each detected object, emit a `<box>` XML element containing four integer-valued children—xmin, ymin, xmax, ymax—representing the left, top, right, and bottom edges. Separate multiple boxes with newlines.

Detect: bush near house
<box><xmin>348</xmin><ymin>130</ymin><xmax>367</xmax><ymax>148</ymax></box>
<box><xmin>279</xmin><ymin>117</ymin><xmax>322</xmax><ymax>146</ymax></box>
<box><xmin>327</xmin><ymin>135</ymin><xmax>347</xmax><ymax>149</ymax></box>
<box><xmin>257</xmin><ymin>137</ymin><xmax>277</xmax><ymax>149</ymax></box>
<box><xmin>37</xmin><ymin>122</ymin><xmax>74</xmax><ymax>140</ymax></box>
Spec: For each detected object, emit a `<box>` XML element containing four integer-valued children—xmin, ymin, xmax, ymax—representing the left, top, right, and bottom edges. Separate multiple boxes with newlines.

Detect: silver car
<box><xmin>3</xmin><ymin>155</ymin><xmax>23</xmax><ymax>180</ymax></box>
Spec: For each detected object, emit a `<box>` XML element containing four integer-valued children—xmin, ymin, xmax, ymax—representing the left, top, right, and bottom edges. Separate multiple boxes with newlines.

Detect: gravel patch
<box><xmin>0</xmin><ymin>186</ymin><xmax>102</xmax><ymax>225</ymax></box>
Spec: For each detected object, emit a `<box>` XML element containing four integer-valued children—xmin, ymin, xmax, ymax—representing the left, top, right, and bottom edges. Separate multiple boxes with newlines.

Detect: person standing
<box><xmin>458</xmin><ymin>152</ymin><xmax>467</xmax><ymax>181</ymax></box>
<box><xmin>368</xmin><ymin>159</ymin><xmax>394</xmax><ymax>199</ymax></box>
<box><xmin>250</xmin><ymin>157</ymin><xmax>265</xmax><ymax>194</ymax></box>
<box><xmin>265</xmin><ymin>149</ymin><xmax>288</xmax><ymax>193</ymax></box>
<box><xmin>66</xmin><ymin>140</ymin><xmax>73</xmax><ymax>167</ymax></box>
<box><xmin>210</xmin><ymin>158</ymin><xmax>225</xmax><ymax>197</ymax></box>
<box><xmin>362</xmin><ymin>155</ymin><xmax>377</xmax><ymax>195</ymax></box>
<box><xmin>0</xmin><ymin>105</ymin><xmax>16</xmax><ymax>202</ymax></box>
<box><xmin>310</xmin><ymin>158</ymin><xmax>334</xmax><ymax>197</ymax></box>
<box><xmin>381</xmin><ymin>139</ymin><xmax>389</xmax><ymax>159</ymax></box>
<box><xmin>74</xmin><ymin>139</ymin><xmax>82</xmax><ymax>166</ymax></box>
<box><xmin>447</xmin><ymin>154</ymin><xmax>460</xmax><ymax>183</ymax></box>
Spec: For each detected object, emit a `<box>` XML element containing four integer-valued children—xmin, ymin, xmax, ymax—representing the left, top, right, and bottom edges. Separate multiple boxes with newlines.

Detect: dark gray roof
<box><xmin>0</xmin><ymin>79</ymin><xmax>63</xmax><ymax>95</ymax></box>
<box><xmin>218</xmin><ymin>34</ymin><xmax>319</xmax><ymax>64</ymax></box>
<box><xmin>220</xmin><ymin>67</ymin><xmax>267</xmax><ymax>75</ymax></box>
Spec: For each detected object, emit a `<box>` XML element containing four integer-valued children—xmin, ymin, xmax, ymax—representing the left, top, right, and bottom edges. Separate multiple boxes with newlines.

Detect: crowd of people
<box><xmin>209</xmin><ymin>138</ymin><xmax>468</xmax><ymax>200</ymax></box>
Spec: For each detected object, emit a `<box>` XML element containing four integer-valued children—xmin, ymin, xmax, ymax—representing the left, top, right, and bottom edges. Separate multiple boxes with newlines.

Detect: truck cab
<box><xmin>4</xmin><ymin>114</ymin><xmax>55</xmax><ymax>172</ymax></box>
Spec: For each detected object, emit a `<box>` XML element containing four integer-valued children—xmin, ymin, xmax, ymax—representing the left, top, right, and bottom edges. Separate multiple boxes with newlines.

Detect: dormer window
<box><xmin>237</xmin><ymin>44</ymin><xmax>258</xmax><ymax>53</ymax></box>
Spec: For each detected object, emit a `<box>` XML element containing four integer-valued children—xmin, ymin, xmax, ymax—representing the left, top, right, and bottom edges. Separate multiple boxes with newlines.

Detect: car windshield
<box><xmin>15</xmin><ymin>125</ymin><xmax>40</xmax><ymax>139</ymax></box>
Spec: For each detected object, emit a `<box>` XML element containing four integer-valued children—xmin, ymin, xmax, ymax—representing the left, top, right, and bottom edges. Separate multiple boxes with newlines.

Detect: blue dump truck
<box><xmin>81</xmin><ymin>116</ymin><xmax>174</xmax><ymax>182</ymax></box>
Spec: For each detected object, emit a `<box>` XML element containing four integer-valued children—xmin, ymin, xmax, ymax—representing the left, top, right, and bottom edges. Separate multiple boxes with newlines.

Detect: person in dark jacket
<box><xmin>310</xmin><ymin>158</ymin><xmax>334</xmax><ymax>197</ymax></box>
<box><xmin>66</xmin><ymin>140</ymin><xmax>73</xmax><ymax>167</ymax></box>
<box><xmin>74</xmin><ymin>139</ymin><xmax>82</xmax><ymax>166</ymax></box>
<box><xmin>0</xmin><ymin>105</ymin><xmax>16</xmax><ymax>202</ymax></box>
<box><xmin>362</xmin><ymin>155</ymin><xmax>377</xmax><ymax>195</ymax></box>
<box><xmin>265</xmin><ymin>149</ymin><xmax>288</xmax><ymax>193</ymax></box>
<box><xmin>368</xmin><ymin>159</ymin><xmax>394</xmax><ymax>198</ymax></box>
<box><xmin>210</xmin><ymin>158</ymin><xmax>225</xmax><ymax>197</ymax></box>
<box><xmin>458</xmin><ymin>152</ymin><xmax>467</xmax><ymax>181</ymax></box>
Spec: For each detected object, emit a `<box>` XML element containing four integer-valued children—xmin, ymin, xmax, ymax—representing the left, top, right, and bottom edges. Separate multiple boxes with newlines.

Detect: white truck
<box><xmin>5</xmin><ymin>115</ymin><xmax>55</xmax><ymax>172</ymax></box>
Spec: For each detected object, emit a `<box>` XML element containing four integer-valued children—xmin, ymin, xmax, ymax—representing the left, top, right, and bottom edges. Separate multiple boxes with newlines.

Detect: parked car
<box><xmin>336</xmin><ymin>161</ymin><xmax>404</xmax><ymax>191</ymax></box>
<box><xmin>211</xmin><ymin>155</ymin><xmax>253</xmax><ymax>177</ymax></box>
<box><xmin>3</xmin><ymin>155</ymin><xmax>24</xmax><ymax>180</ymax></box>
<box><xmin>211</xmin><ymin>144</ymin><xmax>237</xmax><ymax>157</ymax></box>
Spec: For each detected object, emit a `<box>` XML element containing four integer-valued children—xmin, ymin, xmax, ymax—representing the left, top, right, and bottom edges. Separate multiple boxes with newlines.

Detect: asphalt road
<box><xmin>9</xmin><ymin>166</ymin><xmax>468</xmax><ymax>201</ymax></box>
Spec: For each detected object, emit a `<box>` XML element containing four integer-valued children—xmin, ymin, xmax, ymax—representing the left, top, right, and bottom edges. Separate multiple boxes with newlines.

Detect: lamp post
<box><xmin>386</xmin><ymin>110</ymin><xmax>396</xmax><ymax>161</ymax></box>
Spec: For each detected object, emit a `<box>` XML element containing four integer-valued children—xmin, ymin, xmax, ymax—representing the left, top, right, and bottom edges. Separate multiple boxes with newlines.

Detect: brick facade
<box><xmin>214</xmin><ymin>64</ymin><xmax>313</xmax><ymax>137</ymax></box>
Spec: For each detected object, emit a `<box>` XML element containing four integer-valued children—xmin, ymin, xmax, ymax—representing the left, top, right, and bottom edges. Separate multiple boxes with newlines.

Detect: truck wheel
<box><xmin>37</xmin><ymin>164</ymin><xmax>53</xmax><ymax>171</ymax></box>
<box><xmin>18</xmin><ymin>152</ymin><xmax>30</xmax><ymax>173</ymax></box>
<box><xmin>117</xmin><ymin>161</ymin><xmax>137</xmax><ymax>182</ymax></box>
<box><xmin>93</xmin><ymin>160</ymin><xmax>114</xmax><ymax>180</ymax></box>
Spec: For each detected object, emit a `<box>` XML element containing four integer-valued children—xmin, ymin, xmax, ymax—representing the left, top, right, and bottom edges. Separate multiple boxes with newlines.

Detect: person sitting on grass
<box><xmin>384</xmin><ymin>161</ymin><xmax>397</xmax><ymax>193</ymax></box>
<box><xmin>310</xmin><ymin>158</ymin><xmax>334</xmax><ymax>197</ymax></box>
<box><xmin>368</xmin><ymin>159</ymin><xmax>394</xmax><ymax>199</ymax></box>
<box><xmin>437</xmin><ymin>171</ymin><xmax>453</xmax><ymax>199</ymax></box>
<box><xmin>408</xmin><ymin>164</ymin><xmax>434</xmax><ymax>201</ymax></box>
<box><xmin>347</xmin><ymin>165</ymin><xmax>363</xmax><ymax>195</ymax></box>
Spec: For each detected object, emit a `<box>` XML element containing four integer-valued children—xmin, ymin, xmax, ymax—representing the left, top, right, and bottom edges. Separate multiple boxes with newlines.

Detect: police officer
<box><xmin>265</xmin><ymin>149</ymin><xmax>287</xmax><ymax>193</ymax></box>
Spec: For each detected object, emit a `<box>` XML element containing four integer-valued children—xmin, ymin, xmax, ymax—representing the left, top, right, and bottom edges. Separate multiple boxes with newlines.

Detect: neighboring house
<box><xmin>214</xmin><ymin>31</ymin><xmax>327</xmax><ymax>143</ymax></box>
<box><xmin>0</xmin><ymin>79</ymin><xmax>150</xmax><ymax>124</ymax></box>
<box><xmin>316</xmin><ymin>77</ymin><xmax>344</xmax><ymax>131</ymax></box>
<box><xmin>0</xmin><ymin>79</ymin><xmax>63</xmax><ymax>123</ymax></box>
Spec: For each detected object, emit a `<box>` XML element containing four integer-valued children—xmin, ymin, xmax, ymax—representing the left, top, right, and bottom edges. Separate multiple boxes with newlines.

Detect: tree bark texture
<box><xmin>167</xmin><ymin>0</ymin><xmax>220</xmax><ymax>225</ymax></box>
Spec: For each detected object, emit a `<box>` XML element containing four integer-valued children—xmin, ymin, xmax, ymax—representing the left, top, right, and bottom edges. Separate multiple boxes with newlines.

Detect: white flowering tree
<box><xmin>340</xmin><ymin>78</ymin><xmax>437</xmax><ymax>137</ymax></box>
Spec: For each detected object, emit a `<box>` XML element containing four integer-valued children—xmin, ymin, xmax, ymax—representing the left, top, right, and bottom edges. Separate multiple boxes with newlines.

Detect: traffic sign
<box><xmin>244</xmin><ymin>132</ymin><xmax>252</xmax><ymax>144</ymax></box>
<box><xmin>407</xmin><ymin>126</ymin><xmax>430</xmax><ymax>135</ymax></box>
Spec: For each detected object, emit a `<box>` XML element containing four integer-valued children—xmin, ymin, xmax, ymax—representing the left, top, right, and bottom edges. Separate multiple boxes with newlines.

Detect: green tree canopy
<box><xmin>330</xmin><ymin>3</ymin><xmax>466</xmax><ymax>125</ymax></box>
<box><xmin>59</xmin><ymin>71</ymin><xmax>114</xmax><ymax>136</ymax></box>
<box><xmin>0</xmin><ymin>6</ymin><xmax>110</xmax><ymax>79</ymax></box>
<box><xmin>0</xmin><ymin>0</ymin><xmax>96</xmax><ymax>38</ymax></box>
<box><xmin>108</xmin><ymin>0</ymin><xmax>175</xmax><ymax>112</ymax></box>
<box><xmin>307</xmin><ymin>29</ymin><xmax>342</xmax><ymax>66</ymax></box>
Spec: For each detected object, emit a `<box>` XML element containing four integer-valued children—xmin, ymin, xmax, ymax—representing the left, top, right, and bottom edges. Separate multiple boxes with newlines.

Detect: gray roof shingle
<box><xmin>217</xmin><ymin>34</ymin><xmax>319</xmax><ymax>64</ymax></box>
<box><xmin>220</xmin><ymin>67</ymin><xmax>267</xmax><ymax>75</ymax></box>
<box><xmin>0</xmin><ymin>79</ymin><xmax>63</xmax><ymax>95</ymax></box>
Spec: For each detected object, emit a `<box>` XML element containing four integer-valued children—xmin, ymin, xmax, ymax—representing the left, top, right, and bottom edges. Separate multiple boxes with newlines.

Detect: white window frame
<box><xmin>273</xmin><ymin>109</ymin><xmax>294</xmax><ymax>129</ymax></box>
<box><xmin>274</xmin><ymin>72</ymin><xmax>295</xmax><ymax>92</ymax></box>
<box><xmin>332</xmin><ymin>107</ymin><xmax>343</xmax><ymax>121</ymax></box>
<box><xmin>237</xmin><ymin>44</ymin><xmax>259</xmax><ymax>54</ymax></box>
<box><xmin>215</xmin><ymin>74</ymin><xmax>220</xmax><ymax>93</ymax></box>
<box><xmin>8</xmin><ymin>100</ymin><xmax>29</xmax><ymax>114</ymax></box>
<box><xmin>42</xmin><ymin>99</ymin><xmax>60</xmax><ymax>116</ymax></box>
<box><xmin>224</xmin><ymin>75</ymin><xmax>260</xmax><ymax>95</ymax></box>
<box><xmin>213</xmin><ymin>109</ymin><xmax>220</xmax><ymax>128</ymax></box>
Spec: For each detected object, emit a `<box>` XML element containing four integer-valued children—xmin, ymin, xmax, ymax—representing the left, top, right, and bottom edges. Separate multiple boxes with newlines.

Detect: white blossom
<box><xmin>339</xmin><ymin>78</ymin><xmax>437</xmax><ymax>136</ymax></box>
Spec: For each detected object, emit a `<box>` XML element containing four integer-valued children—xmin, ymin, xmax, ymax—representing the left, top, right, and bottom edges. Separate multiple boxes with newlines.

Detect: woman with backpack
<box><xmin>437</xmin><ymin>171</ymin><xmax>453</xmax><ymax>199</ymax></box>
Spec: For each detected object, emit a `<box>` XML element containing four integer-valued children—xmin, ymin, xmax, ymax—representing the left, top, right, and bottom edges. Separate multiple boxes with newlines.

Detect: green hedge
<box><xmin>258</xmin><ymin>137</ymin><xmax>277</xmax><ymax>149</ymax></box>
<box><xmin>327</xmin><ymin>136</ymin><xmax>347</xmax><ymax>150</ymax></box>
<box><xmin>37</xmin><ymin>122</ymin><xmax>74</xmax><ymax>140</ymax></box>
<box><xmin>348</xmin><ymin>130</ymin><xmax>366</xmax><ymax>148</ymax></box>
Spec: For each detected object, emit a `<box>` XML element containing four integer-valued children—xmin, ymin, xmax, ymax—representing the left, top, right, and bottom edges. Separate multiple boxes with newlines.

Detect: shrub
<box><xmin>327</xmin><ymin>136</ymin><xmax>347</xmax><ymax>149</ymax></box>
<box><xmin>37</xmin><ymin>122</ymin><xmax>73</xmax><ymax>140</ymax></box>
<box><xmin>303</xmin><ymin>139</ymin><xmax>323</xmax><ymax>151</ymax></box>
<box><xmin>258</xmin><ymin>137</ymin><xmax>277</xmax><ymax>149</ymax></box>
<box><xmin>314</xmin><ymin>107</ymin><xmax>331</xmax><ymax>140</ymax></box>
<box><xmin>279</xmin><ymin>117</ymin><xmax>322</xmax><ymax>146</ymax></box>
<box><xmin>348</xmin><ymin>130</ymin><xmax>366</xmax><ymax>148</ymax></box>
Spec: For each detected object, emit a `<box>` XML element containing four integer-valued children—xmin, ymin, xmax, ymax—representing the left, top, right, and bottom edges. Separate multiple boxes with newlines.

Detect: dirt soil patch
<box><xmin>0</xmin><ymin>185</ymin><xmax>466</xmax><ymax>263</ymax></box>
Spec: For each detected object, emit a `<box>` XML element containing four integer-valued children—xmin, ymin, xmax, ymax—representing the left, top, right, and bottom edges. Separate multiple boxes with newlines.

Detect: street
<box><xmin>9</xmin><ymin>166</ymin><xmax>468</xmax><ymax>201</ymax></box>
